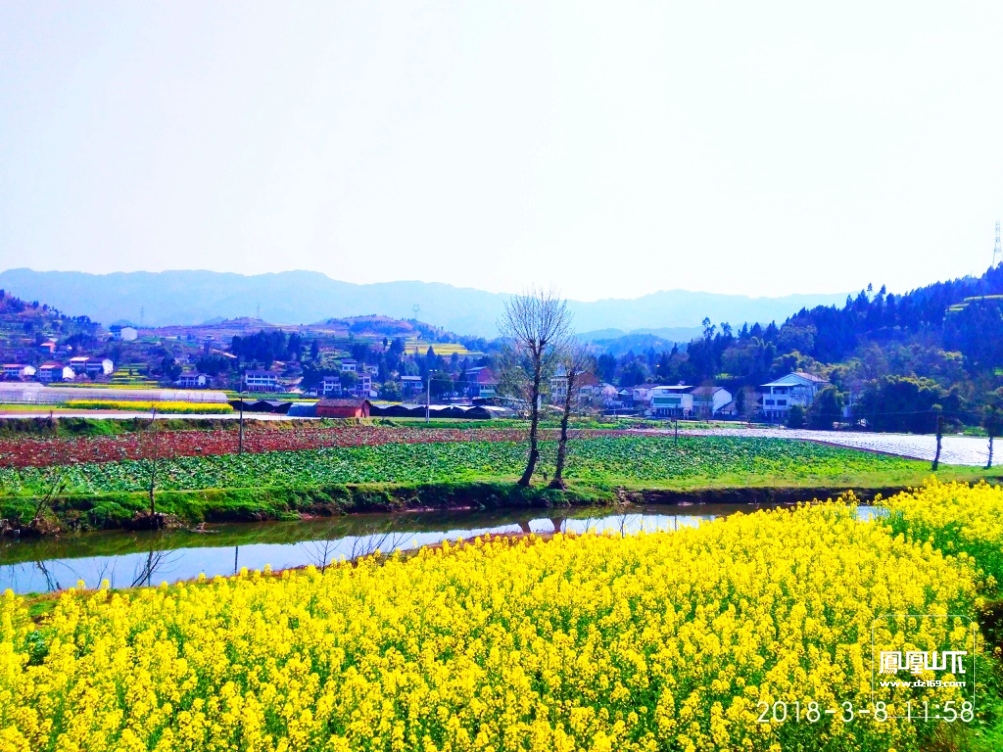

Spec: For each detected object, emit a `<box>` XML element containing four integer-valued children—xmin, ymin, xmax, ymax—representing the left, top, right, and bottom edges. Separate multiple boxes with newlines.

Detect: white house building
<box><xmin>321</xmin><ymin>375</ymin><xmax>343</xmax><ymax>397</ymax></box>
<box><xmin>176</xmin><ymin>372</ymin><xmax>209</xmax><ymax>388</ymax></box>
<box><xmin>400</xmin><ymin>375</ymin><xmax>423</xmax><ymax>398</ymax></box>
<box><xmin>649</xmin><ymin>385</ymin><xmax>694</xmax><ymax>418</ymax></box>
<box><xmin>355</xmin><ymin>373</ymin><xmax>372</xmax><ymax>398</ymax></box>
<box><xmin>244</xmin><ymin>370</ymin><xmax>280</xmax><ymax>392</ymax></box>
<box><xmin>690</xmin><ymin>386</ymin><xmax>734</xmax><ymax>418</ymax></box>
<box><xmin>37</xmin><ymin>363</ymin><xmax>75</xmax><ymax>383</ymax></box>
<box><xmin>340</xmin><ymin>360</ymin><xmax>358</xmax><ymax>373</ymax></box>
<box><xmin>760</xmin><ymin>372</ymin><xmax>829</xmax><ymax>422</ymax></box>
<box><xmin>69</xmin><ymin>356</ymin><xmax>114</xmax><ymax>377</ymax></box>
<box><xmin>110</xmin><ymin>325</ymin><xmax>138</xmax><ymax>341</ymax></box>
<box><xmin>2</xmin><ymin>364</ymin><xmax>36</xmax><ymax>380</ymax></box>
<box><xmin>549</xmin><ymin>366</ymin><xmax>600</xmax><ymax>406</ymax></box>
<box><xmin>630</xmin><ymin>383</ymin><xmax>659</xmax><ymax>408</ymax></box>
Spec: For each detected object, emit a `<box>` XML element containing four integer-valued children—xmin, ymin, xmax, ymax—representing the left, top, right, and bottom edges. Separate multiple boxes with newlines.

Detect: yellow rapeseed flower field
<box><xmin>882</xmin><ymin>479</ymin><xmax>1003</xmax><ymax>589</ymax></box>
<box><xmin>0</xmin><ymin>503</ymin><xmax>980</xmax><ymax>751</ymax></box>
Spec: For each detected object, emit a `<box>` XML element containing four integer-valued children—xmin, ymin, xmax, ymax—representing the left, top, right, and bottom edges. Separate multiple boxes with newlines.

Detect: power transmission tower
<box><xmin>412</xmin><ymin>304</ymin><xmax>420</xmax><ymax>320</ymax></box>
<box><xmin>994</xmin><ymin>221</ymin><xmax>1002</xmax><ymax>267</ymax></box>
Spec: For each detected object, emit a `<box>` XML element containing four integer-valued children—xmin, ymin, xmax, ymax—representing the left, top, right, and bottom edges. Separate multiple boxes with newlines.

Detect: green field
<box><xmin>0</xmin><ymin>435</ymin><xmax>984</xmax><ymax>497</ymax></box>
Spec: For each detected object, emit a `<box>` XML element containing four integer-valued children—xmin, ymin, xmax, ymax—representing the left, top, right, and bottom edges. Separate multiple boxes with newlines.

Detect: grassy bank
<box><xmin>1</xmin><ymin>481</ymin><xmax>609</xmax><ymax>531</ymax></box>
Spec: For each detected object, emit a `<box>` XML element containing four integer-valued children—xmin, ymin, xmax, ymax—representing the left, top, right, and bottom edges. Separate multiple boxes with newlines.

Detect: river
<box><xmin>0</xmin><ymin>503</ymin><xmax>883</xmax><ymax>595</ymax></box>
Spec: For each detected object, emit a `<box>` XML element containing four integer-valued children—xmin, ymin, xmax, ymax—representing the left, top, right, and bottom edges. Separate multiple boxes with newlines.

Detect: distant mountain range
<box><xmin>0</xmin><ymin>269</ymin><xmax>850</xmax><ymax>339</ymax></box>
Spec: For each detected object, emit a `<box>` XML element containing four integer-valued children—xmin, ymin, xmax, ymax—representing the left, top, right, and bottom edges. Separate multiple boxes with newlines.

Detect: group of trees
<box><xmin>593</xmin><ymin>264</ymin><xmax>1003</xmax><ymax>429</ymax></box>
<box><xmin>230</xmin><ymin>331</ymin><xmax>304</xmax><ymax>366</ymax></box>
<box><xmin>499</xmin><ymin>290</ymin><xmax>594</xmax><ymax>490</ymax></box>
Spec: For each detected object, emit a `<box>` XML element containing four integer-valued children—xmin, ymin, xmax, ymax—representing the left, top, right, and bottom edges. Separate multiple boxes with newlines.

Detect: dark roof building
<box><xmin>316</xmin><ymin>398</ymin><xmax>371</xmax><ymax>419</ymax></box>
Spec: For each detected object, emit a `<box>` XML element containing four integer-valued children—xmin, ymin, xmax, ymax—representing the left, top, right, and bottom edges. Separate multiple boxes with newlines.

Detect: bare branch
<box><xmin>498</xmin><ymin>289</ymin><xmax>573</xmax><ymax>486</ymax></box>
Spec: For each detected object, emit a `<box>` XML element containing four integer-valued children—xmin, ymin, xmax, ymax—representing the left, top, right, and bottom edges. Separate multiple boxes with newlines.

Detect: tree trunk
<box><xmin>550</xmin><ymin>379</ymin><xmax>575</xmax><ymax>489</ymax></box>
<box><xmin>148</xmin><ymin>462</ymin><xmax>157</xmax><ymax>516</ymax></box>
<box><xmin>518</xmin><ymin>360</ymin><xmax>543</xmax><ymax>486</ymax></box>
<box><xmin>988</xmin><ymin>434</ymin><xmax>994</xmax><ymax>470</ymax></box>
<box><xmin>932</xmin><ymin>416</ymin><xmax>943</xmax><ymax>471</ymax></box>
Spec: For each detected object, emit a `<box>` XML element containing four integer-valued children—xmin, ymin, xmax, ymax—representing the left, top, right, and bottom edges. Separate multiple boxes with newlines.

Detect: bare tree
<box><xmin>134</xmin><ymin>407</ymin><xmax>165</xmax><ymax>529</ymax></box>
<box><xmin>550</xmin><ymin>342</ymin><xmax>592</xmax><ymax>490</ymax></box>
<box><xmin>499</xmin><ymin>290</ymin><xmax>572</xmax><ymax>486</ymax></box>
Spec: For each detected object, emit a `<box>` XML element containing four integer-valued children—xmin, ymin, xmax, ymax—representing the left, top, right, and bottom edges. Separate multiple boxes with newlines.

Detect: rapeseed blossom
<box><xmin>881</xmin><ymin>479</ymin><xmax>1003</xmax><ymax>588</ymax></box>
<box><xmin>0</xmin><ymin>503</ymin><xmax>979</xmax><ymax>751</ymax></box>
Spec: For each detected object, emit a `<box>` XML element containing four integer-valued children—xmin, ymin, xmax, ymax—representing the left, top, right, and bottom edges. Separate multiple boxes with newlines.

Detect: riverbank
<box><xmin>2</xmin><ymin>433</ymin><xmax>998</xmax><ymax>533</ymax></box>
<box><xmin>1</xmin><ymin>467</ymin><xmax>994</xmax><ymax>533</ymax></box>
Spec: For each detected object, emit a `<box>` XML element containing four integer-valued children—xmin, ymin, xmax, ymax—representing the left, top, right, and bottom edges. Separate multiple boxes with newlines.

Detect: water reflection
<box><xmin>0</xmin><ymin>504</ymin><xmax>881</xmax><ymax>595</ymax></box>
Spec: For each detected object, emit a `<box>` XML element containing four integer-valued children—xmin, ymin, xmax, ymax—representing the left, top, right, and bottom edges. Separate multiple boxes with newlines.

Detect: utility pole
<box><xmin>426</xmin><ymin>373</ymin><xmax>431</xmax><ymax>423</ymax></box>
<box><xmin>238</xmin><ymin>372</ymin><xmax>245</xmax><ymax>455</ymax></box>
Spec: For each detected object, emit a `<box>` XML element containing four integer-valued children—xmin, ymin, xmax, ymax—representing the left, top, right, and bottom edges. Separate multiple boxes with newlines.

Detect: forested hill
<box><xmin>779</xmin><ymin>264</ymin><xmax>1003</xmax><ymax>364</ymax></box>
<box><xmin>0</xmin><ymin>289</ymin><xmax>100</xmax><ymax>354</ymax></box>
<box><xmin>630</xmin><ymin>264</ymin><xmax>1003</xmax><ymax>429</ymax></box>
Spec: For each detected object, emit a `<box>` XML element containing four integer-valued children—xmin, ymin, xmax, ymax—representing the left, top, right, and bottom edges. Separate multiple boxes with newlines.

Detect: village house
<box><xmin>339</xmin><ymin>359</ymin><xmax>358</xmax><ymax>373</ymax></box>
<box><xmin>630</xmin><ymin>383</ymin><xmax>660</xmax><ymax>407</ymax></box>
<box><xmin>37</xmin><ymin>363</ymin><xmax>75</xmax><ymax>383</ymax></box>
<box><xmin>244</xmin><ymin>370</ymin><xmax>280</xmax><ymax>392</ymax></box>
<box><xmin>549</xmin><ymin>367</ymin><xmax>601</xmax><ymax>405</ymax></box>
<box><xmin>649</xmin><ymin>385</ymin><xmax>694</xmax><ymax>418</ymax></box>
<box><xmin>110</xmin><ymin>325</ymin><xmax>138</xmax><ymax>341</ymax></box>
<box><xmin>465</xmin><ymin>367</ymin><xmax>498</xmax><ymax>400</ymax></box>
<box><xmin>355</xmin><ymin>372</ymin><xmax>372</xmax><ymax>398</ymax></box>
<box><xmin>690</xmin><ymin>386</ymin><xmax>734</xmax><ymax>418</ymax></box>
<box><xmin>760</xmin><ymin>372</ymin><xmax>829</xmax><ymax>422</ymax></box>
<box><xmin>38</xmin><ymin>340</ymin><xmax>57</xmax><ymax>355</ymax></box>
<box><xmin>400</xmin><ymin>375</ymin><xmax>423</xmax><ymax>398</ymax></box>
<box><xmin>321</xmin><ymin>375</ymin><xmax>343</xmax><ymax>397</ymax></box>
<box><xmin>69</xmin><ymin>356</ymin><xmax>114</xmax><ymax>377</ymax></box>
<box><xmin>316</xmin><ymin>398</ymin><xmax>371</xmax><ymax>419</ymax></box>
<box><xmin>2</xmin><ymin>364</ymin><xmax>36</xmax><ymax>380</ymax></box>
<box><xmin>176</xmin><ymin>372</ymin><xmax>209</xmax><ymax>388</ymax></box>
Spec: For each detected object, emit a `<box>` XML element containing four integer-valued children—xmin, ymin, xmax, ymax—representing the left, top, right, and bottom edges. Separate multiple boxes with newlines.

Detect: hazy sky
<box><xmin>3</xmin><ymin>2</ymin><xmax>1003</xmax><ymax>301</ymax></box>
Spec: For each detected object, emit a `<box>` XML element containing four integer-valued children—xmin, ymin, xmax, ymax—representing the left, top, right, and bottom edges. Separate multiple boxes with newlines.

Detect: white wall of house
<box><xmin>649</xmin><ymin>387</ymin><xmax>693</xmax><ymax>417</ymax></box>
<box><xmin>244</xmin><ymin>373</ymin><xmax>278</xmax><ymax>391</ymax></box>
<box><xmin>760</xmin><ymin>373</ymin><xmax>827</xmax><ymax>421</ymax></box>
<box><xmin>693</xmin><ymin>388</ymin><xmax>733</xmax><ymax>416</ymax></box>
<box><xmin>321</xmin><ymin>376</ymin><xmax>342</xmax><ymax>396</ymax></box>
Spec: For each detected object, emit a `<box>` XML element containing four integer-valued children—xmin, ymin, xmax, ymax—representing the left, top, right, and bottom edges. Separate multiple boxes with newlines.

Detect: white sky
<box><xmin>2</xmin><ymin>1</ymin><xmax>1003</xmax><ymax>302</ymax></box>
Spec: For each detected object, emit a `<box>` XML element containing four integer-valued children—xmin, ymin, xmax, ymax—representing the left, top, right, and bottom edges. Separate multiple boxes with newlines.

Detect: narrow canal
<box><xmin>0</xmin><ymin>503</ymin><xmax>882</xmax><ymax>594</ymax></box>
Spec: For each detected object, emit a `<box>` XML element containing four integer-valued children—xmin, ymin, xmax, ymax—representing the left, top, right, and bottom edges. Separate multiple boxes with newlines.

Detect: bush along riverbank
<box><xmin>0</xmin><ymin>482</ymin><xmax>617</xmax><ymax>533</ymax></box>
<box><xmin>0</xmin><ymin>479</ymin><xmax>936</xmax><ymax>534</ymax></box>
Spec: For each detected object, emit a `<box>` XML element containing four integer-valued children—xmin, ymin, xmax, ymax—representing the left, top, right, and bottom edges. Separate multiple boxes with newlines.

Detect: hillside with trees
<box><xmin>0</xmin><ymin>289</ymin><xmax>101</xmax><ymax>359</ymax></box>
<box><xmin>597</xmin><ymin>265</ymin><xmax>1003</xmax><ymax>428</ymax></box>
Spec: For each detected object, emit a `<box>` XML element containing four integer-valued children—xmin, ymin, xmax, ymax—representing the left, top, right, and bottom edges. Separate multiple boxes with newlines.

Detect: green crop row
<box><xmin>0</xmin><ymin>435</ymin><xmax>951</xmax><ymax>498</ymax></box>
